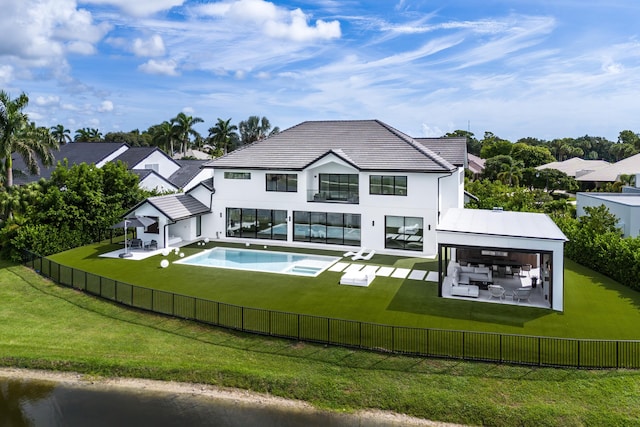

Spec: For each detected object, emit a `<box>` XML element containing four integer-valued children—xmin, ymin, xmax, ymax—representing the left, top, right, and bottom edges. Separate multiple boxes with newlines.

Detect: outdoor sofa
<box><xmin>449</xmin><ymin>264</ymin><xmax>493</xmax><ymax>298</ymax></box>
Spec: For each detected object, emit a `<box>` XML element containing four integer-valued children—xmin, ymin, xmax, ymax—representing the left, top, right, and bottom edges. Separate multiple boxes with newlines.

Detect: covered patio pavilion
<box><xmin>436</xmin><ymin>208</ymin><xmax>568</xmax><ymax>311</ymax></box>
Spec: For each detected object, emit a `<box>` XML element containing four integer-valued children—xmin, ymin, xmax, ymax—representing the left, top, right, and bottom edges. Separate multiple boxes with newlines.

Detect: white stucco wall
<box><xmin>205</xmin><ymin>158</ymin><xmax>463</xmax><ymax>257</ymax></box>
<box><xmin>576</xmin><ymin>193</ymin><xmax>640</xmax><ymax>238</ymax></box>
<box><xmin>132</xmin><ymin>150</ymin><xmax>181</xmax><ymax>179</ymax></box>
<box><xmin>138</xmin><ymin>174</ymin><xmax>178</xmax><ymax>193</ymax></box>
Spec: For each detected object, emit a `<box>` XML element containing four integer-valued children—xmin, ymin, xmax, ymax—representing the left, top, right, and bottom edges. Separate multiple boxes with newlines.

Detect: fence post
<box><xmin>462</xmin><ymin>331</ymin><xmax>465</xmax><ymax>360</ymax></box>
<box><xmin>538</xmin><ymin>337</ymin><xmax>541</xmax><ymax>367</ymax></box>
<box><xmin>616</xmin><ymin>341</ymin><xmax>619</xmax><ymax>369</ymax></box>
<box><xmin>500</xmin><ymin>334</ymin><xmax>503</xmax><ymax>362</ymax></box>
<box><xmin>577</xmin><ymin>340</ymin><xmax>581</xmax><ymax>369</ymax></box>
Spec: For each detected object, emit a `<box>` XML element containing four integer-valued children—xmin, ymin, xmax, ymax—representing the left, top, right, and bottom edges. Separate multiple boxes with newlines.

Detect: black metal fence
<box><xmin>24</xmin><ymin>253</ymin><xmax>640</xmax><ymax>369</ymax></box>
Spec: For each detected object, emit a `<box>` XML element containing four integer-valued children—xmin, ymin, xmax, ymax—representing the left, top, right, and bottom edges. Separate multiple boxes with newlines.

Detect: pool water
<box><xmin>175</xmin><ymin>247</ymin><xmax>340</xmax><ymax>277</ymax></box>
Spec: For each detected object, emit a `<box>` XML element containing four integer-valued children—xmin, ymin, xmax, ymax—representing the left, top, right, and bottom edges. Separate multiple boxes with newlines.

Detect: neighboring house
<box><xmin>467</xmin><ymin>153</ymin><xmax>485</xmax><ymax>177</ymax></box>
<box><xmin>536</xmin><ymin>157</ymin><xmax>610</xmax><ymax>178</ymax></box>
<box><xmin>574</xmin><ymin>153</ymin><xmax>640</xmax><ymax>184</ymax></box>
<box><xmin>576</xmin><ymin>191</ymin><xmax>640</xmax><ymax>238</ymax></box>
<box><xmin>11</xmin><ymin>143</ymin><xmax>212</xmax><ymax>192</ymax></box>
<box><xmin>173</xmin><ymin>149</ymin><xmax>211</xmax><ymax>160</ymax></box>
<box><xmin>169</xmin><ymin>160</ymin><xmax>213</xmax><ymax>192</ymax></box>
<box><xmin>125</xmin><ymin>120</ymin><xmax>567</xmax><ymax>311</ymax></box>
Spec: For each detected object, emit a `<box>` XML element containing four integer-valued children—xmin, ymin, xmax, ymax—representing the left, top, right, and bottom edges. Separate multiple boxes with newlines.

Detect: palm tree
<box><xmin>74</xmin><ymin>127</ymin><xmax>103</xmax><ymax>142</ymax></box>
<box><xmin>208</xmin><ymin>118</ymin><xmax>238</xmax><ymax>156</ymax></box>
<box><xmin>497</xmin><ymin>161</ymin><xmax>523</xmax><ymax>186</ymax></box>
<box><xmin>0</xmin><ymin>91</ymin><xmax>58</xmax><ymax>187</ymax></box>
<box><xmin>171</xmin><ymin>112</ymin><xmax>203</xmax><ymax>156</ymax></box>
<box><xmin>151</xmin><ymin>121</ymin><xmax>177</xmax><ymax>155</ymax></box>
<box><xmin>238</xmin><ymin>116</ymin><xmax>279</xmax><ymax>145</ymax></box>
<box><xmin>50</xmin><ymin>124</ymin><xmax>72</xmax><ymax>145</ymax></box>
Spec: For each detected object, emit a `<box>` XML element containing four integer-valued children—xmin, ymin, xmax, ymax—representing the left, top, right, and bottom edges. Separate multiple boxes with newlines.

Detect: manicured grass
<box><xmin>2</xmin><ymin>260</ymin><xmax>640</xmax><ymax>426</ymax></box>
<box><xmin>48</xmin><ymin>242</ymin><xmax>640</xmax><ymax>340</ymax></box>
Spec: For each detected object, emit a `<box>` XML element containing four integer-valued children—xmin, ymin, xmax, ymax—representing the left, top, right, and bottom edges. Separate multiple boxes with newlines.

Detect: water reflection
<box><xmin>0</xmin><ymin>377</ymin><xmax>415</xmax><ymax>427</ymax></box>
<box><xmin>0</xmin><ymin>378</ymin><xmax>55</xmax><ymax>426</ymax></box>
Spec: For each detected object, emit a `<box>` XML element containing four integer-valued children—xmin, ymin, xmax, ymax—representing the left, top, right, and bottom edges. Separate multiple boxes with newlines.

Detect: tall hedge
<box><xmin>554</xmin><ymin>212</ymin><xmax>640</xmax><ymax>291</ymax></box>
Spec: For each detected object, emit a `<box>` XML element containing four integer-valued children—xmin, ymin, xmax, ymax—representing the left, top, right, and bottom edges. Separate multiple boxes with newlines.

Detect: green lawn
<box><xmin>47</xmin><ymin>241</ymin><xmax>640</xmax><ymax>340</ymax></box>
<box><xmin>2</xmin><ymin>259</ymin><xmax>640</xmax><ymax>426</ymax></box>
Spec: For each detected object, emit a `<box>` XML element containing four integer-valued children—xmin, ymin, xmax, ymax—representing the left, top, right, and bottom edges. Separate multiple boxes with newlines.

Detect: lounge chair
<box><xmin>352</xmin><ymin>249</ymin><xmax>375</xmax><ymax>261</ymax></box>
<box><xmin>513</xmin><ymin>287</ymin><xmax>532</xmax><ymax>303</ymax></box>
<box><xmin>343</xmin><ymin>248</ymin><xmax>364</xmax><ymax>258</ymax></box>
<box><xmin>145</xmin><ymin>240</ymin><xmax>158</xmax><ymax>250</ymax></box>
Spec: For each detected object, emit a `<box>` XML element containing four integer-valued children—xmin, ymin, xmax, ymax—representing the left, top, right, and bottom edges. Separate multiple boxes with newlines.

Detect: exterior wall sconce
<box><xmin>372</xmin><ymin>220</ymin><xmax>375</xmax><ymax>226</ymax></box>
<box><xmin>428</xmin><ymin>224</ymin><xmax>431</xmax><ymax>230</ymax></box>
<box><xmin>288</xmin><ymin>216</ymin><xmax>291</xmax><ymax>222</ymax></box>
<box><xmin>220</xmin><ymin>212</ymin><xmax>222</xmax><ymax>218</ymax></box>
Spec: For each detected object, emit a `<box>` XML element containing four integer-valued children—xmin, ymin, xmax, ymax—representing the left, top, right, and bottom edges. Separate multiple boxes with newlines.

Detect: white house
<box><xmin>12</xmin><ymin>143</ymin><xmax>213</xmax><ymax>192</ymax></box>
<box><xmin>576</xmin><ymin>191</ymin><xmax>640</xmax><ymax>238</ymax></box>
<box><xmin>126</xmin><ymin>120</ymin><xmax>465</xmax><ymax>257</ymax></box>
<box><xmin>123</xmin><ymin>120</ymin><xmax>567</xmax><ymax>310</ymax></box>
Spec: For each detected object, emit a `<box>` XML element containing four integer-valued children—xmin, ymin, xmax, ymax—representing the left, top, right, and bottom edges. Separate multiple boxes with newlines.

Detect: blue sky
<box><xmin>2</xmin><ymin>0</ymin><xmax>640</xmax><ymax>142</ymax></box>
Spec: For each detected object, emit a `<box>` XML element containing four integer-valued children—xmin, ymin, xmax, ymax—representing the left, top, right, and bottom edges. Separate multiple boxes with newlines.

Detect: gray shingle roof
<box><xmin>204</xmin><ymin>120</ymin><xmax>456</xmax><ymax>172</ymax></box>
<box><xmin>169</xmin><ymin>160</ymin><xmax>207</xmax><ymax>188</ymax></box>
<box><xmin>144</xmin><ymin>194</ymin><xmax>210</xmax><ymax>222</ymax></box>
<box><xmin>11</xmin><ymin>142</ymin><xmax>127</xmax><ymax>185</ymax></box>
<box><xmin>414</xmin><ymin>137</ymin><xmax>467</xmax><ymax>167</ymax></box>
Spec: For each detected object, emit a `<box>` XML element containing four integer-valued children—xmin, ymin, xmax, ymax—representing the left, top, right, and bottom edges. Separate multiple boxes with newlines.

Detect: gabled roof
<box><xmin>11</xmin><ymin>142</ymin><xmax>128</xmax><ymax>185</ymax></box>
<box><xmin>414</xmin><ymin>137</ymin><xmax>467</xmax><ymax>166</ymax></box>
<box><xmin>114</xmin><ymin>146</ymin><xmax>180</xmax><ymax>169</ymax></box>
<box><xmin>575</xmin><ymin>153</ymin><xmax>640</xmax><ymax>182</ymax></box>
<box><xmin>169</xmin><ymin>160</ymin><xmax>207</xmax><ymax>189</ymax></box>
<box><xmin>128</xmin><ymin>193</ymin><xmax>210</xmax><ymax>222</ymax></box>
<box><xmin>131</xmin><ymin>169</ymin><xmax>178</xmax><ymax>191</ymax></box>
<box><xmin>188</xmin><ymin>177</ymin><xmax>215</xmax><ymax>193</ymax></box>
<box><xmin>537</xmin><ymin>157</ymin><xmax>610</xmax><ymax>178</ymax></box>
<box><xmin>204</xmin><ymin>120</ymin><xmax>456</xmax><ymax>173</ymax></box>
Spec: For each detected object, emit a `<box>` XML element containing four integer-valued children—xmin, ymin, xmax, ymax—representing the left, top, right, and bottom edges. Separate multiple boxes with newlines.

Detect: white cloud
<box><xmin>0</xmin><ymin>65</ymin><xmax>14</xmax><ymax>84</ymax></box>
<box><xmin>98</xmin><ymin>100</ymin><xmax>114</xmax><ymax>112</ymax></box>
<box><xmin>138</xmin><ymin>59</ymin><xmax>179</xmax><ymax>76</ymax></box>
<box><xmin>132</xmin><ymin>35</ymin><xmax>166</xmax><ymax>57</ymax></box>
<box><xmin>0</xmin><ymin>0</ymin><xmax>110</xmax><ymax>65</ymax></box>
<box><xmin>196</xmin><ymin>0</ymin><xmax>341</xmax><ymax>42</ymax></box>
<box><xmin>81</xmin><ymin>0</ymin><xmax>185</xmax><ymax>17</ymax></box>
<box><xmin>34</xmin><ymin>95</ymin><xmax>61</xmax><ymax>107</ymax></box>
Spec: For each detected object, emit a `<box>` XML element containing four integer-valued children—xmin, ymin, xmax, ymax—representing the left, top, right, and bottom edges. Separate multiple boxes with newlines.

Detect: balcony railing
<box><xmin>307</xmin><ymin>190</ymin><xmax>359</xmax><ymax>204</ymax></box>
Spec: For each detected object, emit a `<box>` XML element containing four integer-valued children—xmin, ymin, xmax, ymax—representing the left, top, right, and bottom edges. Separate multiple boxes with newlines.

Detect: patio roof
<box><xmin>125</xmin><ymin>193</ymin><xmax>210</xmax><ymax>222</ymax></box>
<box><xmin>437</xmin><ymin>208</ymin><xmax>568</xmax><ymax>241</ymax></box>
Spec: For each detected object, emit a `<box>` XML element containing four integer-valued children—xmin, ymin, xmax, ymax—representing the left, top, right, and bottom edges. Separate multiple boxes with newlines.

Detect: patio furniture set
<box><xmin>129</xmin><ymin>238</ymin><xmax>158</xmax><ymax>251</ymax></box>
<box><xmin>450</xmin><ymin>261</ymin><xmax>535</xmax><ymax>303</ymax></box>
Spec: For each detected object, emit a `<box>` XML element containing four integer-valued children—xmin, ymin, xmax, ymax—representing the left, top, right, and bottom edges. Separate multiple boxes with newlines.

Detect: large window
<box><xmin>385</xmin><ymin>216</ymin><xmax>423</xmax><ymax>251</ymax></box>
<box><xmin>266</xmin><ymin>174</ymin><xmax>297</xmax><ymax>192</ymax></box>
<box><xmin>370</xmin><ymin>175</ymin><xmax>407</xmax><ymax>195</ymax></box>
<box><xmin>224</xmin><ymin>172</ymin><xmax>251</xmax><ymax>179</ymax></box>
<box><xmin>294</xmin><ymin>211</ymin><xmax>361</xmax><ymax>246</ymax></box>
<box><xmin>226</xmin><ymin>208</ymin><xmax>287</xmax><ymax>241</ymax></box>
<box><xmin>318</xmin><ymin>174</ymin><xmax>359</xmax><ymax>202</ymax></box>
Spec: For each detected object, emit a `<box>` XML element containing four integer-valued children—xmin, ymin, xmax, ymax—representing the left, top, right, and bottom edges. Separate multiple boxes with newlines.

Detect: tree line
<box><xmin>52</xmin><ymin>114</ymin><xmax>279</xmax><ymax>158</ymax></box>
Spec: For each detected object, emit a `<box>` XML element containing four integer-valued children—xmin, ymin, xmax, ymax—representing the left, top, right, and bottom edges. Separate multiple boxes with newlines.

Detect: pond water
<box><xmin>0</xmin><ymin>377</ymin><xmax>418</xmax><ymax>427</ymax></box>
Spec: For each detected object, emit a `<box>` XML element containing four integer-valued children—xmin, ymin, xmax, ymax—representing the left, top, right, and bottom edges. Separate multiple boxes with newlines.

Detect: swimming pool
<box><xmin>175</xmin><ymin>247</ymin><xmax>340</xmax><ymax>277</ymax></box>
